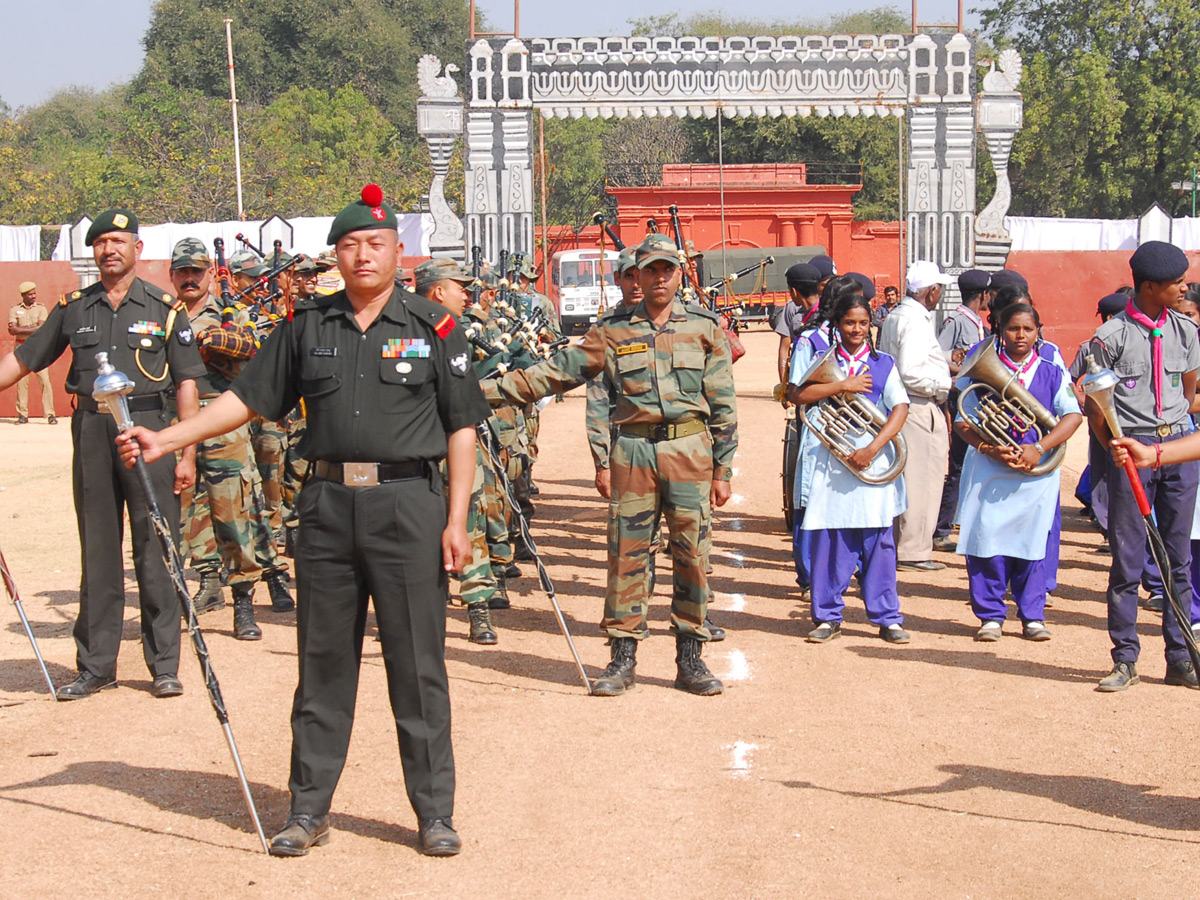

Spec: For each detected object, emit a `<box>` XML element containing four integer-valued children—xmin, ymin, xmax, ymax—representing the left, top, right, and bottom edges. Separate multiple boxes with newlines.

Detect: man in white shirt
<box><xmin>878</xmin><ymin>260</ymin><xmax>954</xmax><ymax>571</ymax></box>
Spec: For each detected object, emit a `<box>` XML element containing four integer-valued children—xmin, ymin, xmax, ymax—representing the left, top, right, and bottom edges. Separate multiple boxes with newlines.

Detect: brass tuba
<box><xmin>796</xmin><ymin>345</ymin><xmax>908</xmax><ymax>484</ymax></box>
<box><xmin>956</xmin><ymin>339</ymin><xmax>1065</xmax><ymax>476</ymax></box>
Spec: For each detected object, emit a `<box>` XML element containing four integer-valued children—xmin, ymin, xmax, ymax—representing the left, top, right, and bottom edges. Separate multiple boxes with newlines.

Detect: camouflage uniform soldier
<box><xmin>483</xmin><ymin>233</ymin><xmax>738</xmax><ymax>696</ymax></box>
<box><xmin>514</xmin><ymin>258</ymin><xmax>562</xmax><ymax>500</ymax></box>
<box><xmin>413</xmin><ymin>258</ymin><xmax>503</xmax><ymax>643</ymax></box>
<box><xmin>169</xmin><ymin>239</ymin><xmax>294</xmax><ymax>640</ymax></box>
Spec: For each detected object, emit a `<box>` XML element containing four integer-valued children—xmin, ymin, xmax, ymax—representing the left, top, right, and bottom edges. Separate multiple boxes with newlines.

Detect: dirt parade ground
<box><xmin>0</xmin><ymin>328</ymin><xmax>1198</xmax><ymax>898</ymax></box>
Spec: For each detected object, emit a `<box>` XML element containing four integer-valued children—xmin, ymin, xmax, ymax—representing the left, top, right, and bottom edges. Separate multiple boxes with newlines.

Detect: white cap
<box><xmin>906</xmin><ymin>260</ymin><xmax>953</xmax><ymax>293</ymax></box>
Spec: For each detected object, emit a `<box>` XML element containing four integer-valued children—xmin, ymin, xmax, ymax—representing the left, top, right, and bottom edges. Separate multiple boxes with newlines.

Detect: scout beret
<box><xmin>1097</xmin><ymin>292</ymin><xmax>1128</xmax><ymax>317</ymax></box>
<box><xmin>85</xmin><ymin>208</ymin><xmax>138</xmax><ymax>246</ymax></box>
<box><xmin>988</xmin><ymin>268</ymin><xmax>1028</xmax><ymax>290</ymax></box>
<box><xmin>170</xmin><ymin>237</ymin><xmax>211</xmax><ymax>270</ymax></box>
<box><xmin>958</xmin><ymin>268</ymin><xmax>992</xmax><ymax>293</ymax></box>
<box><xmin>809</xmin><ymin>255</ymin><xmax>837</xmax><ymax>280</ymax></box>
<box><xmin>785</xmin><ymin>263</ymin><xmax>821</xmax><ymax>287</ymax></box>
<box><xmin>616</xmin><ymin>249</ymin><xmax>637</xmax><ymax>275</ymax></box>
<box><xmin>1129</xmin><ymin>240</ymin><xmax>1190</xmax><ymax>283</ymax></box>
<box><xmin>846</xmin><ymin>272</ymin><xmax>876</xmax><ymax>301</ymax></box>
<box><xmin>327</xmin><ymin>183</ymin><xmax>398</xmax><ymax>245</ymax></box>
<box><xmin>413</xmin><ymin>258</ymin><xmax>474</xmax><ymax>292</ymax></box>
<box><xmin>17</xmin><ymin>281</ymin><xmax>36</xmax><ymax>294</ymax></box>
<box><xmin>635</xmin><ymin>233</ymin><xmax>681</xmax><ymax>268</ymax></box>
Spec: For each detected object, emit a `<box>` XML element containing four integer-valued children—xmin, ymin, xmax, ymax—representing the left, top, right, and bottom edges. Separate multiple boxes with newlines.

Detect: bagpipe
<box><xmin>229</xmin><ymin>233</ymin><xmax>301</xmax><ymax>322</ymax></box>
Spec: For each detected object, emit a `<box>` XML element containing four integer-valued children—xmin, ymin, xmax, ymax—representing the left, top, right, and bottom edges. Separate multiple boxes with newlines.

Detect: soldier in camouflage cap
<box><xmin>482</xmin><ymin>233</ymin><xmax>738</xmax><ymax>696</ymax></box>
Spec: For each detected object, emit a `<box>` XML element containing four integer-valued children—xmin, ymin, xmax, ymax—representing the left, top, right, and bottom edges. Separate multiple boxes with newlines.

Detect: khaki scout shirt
<box><xmin>485</xmin><ymin>298</ymin><xmax>739</xmax><ymax>477</ymax></box>
<box><xmin>15</xmin><ymin>278</ymin><xmax>205</xmax><ymax>399</ymax></box>
<box><xmin>9</xmin><ymin>301</ymin><xmax>48</xmax><ymax>345</ymax></box>
<box><xmin>231</xmin><ymin>287</ymin><xmax>491</xmax><ymax>463</ymax></box>
<box><xmin>1091</xmin><ymin>307</ymin><xmax>1200</xmax><ymax>432</ymax></box>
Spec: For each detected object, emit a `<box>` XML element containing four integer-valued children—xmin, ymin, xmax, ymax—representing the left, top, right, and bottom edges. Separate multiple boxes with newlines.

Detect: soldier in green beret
<box><xmin>0</xmin><ymin>208</ymin><xmax>207</xmax><ymax>699</ymax></box>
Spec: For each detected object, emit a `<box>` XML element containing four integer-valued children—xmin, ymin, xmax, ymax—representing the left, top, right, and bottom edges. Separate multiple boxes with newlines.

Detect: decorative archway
<box><xmin>416</xmin><ymin>32</ymin><xmax>1023</xmax><ymax>276</ymax></box>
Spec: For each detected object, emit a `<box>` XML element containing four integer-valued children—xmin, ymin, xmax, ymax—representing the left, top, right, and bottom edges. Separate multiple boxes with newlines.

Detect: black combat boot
<box><xmin>674</xmin><ymin>634</ymin><xmax>723</xmax><ymax>696</ymax></box>
<box><xmin>591</xmin><ymin>637</ymin><xmax>637</xmax><ymax>696</ymax></box>
<box><xmin>488</xmin><ymin>572</ymin><xmax>511</xmax><ymax>610</ymax></box>
<box><xmin>192</xmin><ymin>570</ymin><xmax>226</xmax><ymax>615</ymax></box>
<box><xmin>232</xmin><ymin>583</ymin><xmax>262</xmax><ymax>641</ymax></box>
<box><xmin>467</xmin><ymin>604</ymin><xmax>498</xmax><ymax>645</ymax></box>
<box><xmin>264</xmin><ymin>569</ymin><xmax>295</xmax><ymax>612</ymax></box>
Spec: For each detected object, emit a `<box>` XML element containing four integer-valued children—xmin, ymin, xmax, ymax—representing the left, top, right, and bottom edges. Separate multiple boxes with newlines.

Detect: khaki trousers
<box><xmin>16</xmin><ymin>365</ymin><xmax>54</xmax><ymax>418</ymax></box>
<box><xmin>896</xmin><ymin>397</ymin><xmax>949</xmax><ymax>561</ymax></box>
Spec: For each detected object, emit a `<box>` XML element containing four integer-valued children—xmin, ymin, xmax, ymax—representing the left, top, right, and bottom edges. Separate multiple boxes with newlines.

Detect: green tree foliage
<box><xmin>980</xmin><ymin>0</ymin><xmax>1200</xmax><ymax>216</ymax></box>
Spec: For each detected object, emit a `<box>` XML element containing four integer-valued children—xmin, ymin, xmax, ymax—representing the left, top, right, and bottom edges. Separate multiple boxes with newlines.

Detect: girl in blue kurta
<box><xmin>793</xmin><ymin>295</ymin><xmax>911</xmax><ymax>644</ymax></box>
<box><xmin>954</xmin><ymin>303</ymin><xmax>1083</xmax><ymax>642</ymax></box>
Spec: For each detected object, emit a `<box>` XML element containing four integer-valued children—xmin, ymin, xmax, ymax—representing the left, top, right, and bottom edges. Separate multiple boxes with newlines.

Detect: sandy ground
<box><xmin>0</xmin><ymin>329</ymin><xmax>1197</xmax><ymax>898</ymax></box>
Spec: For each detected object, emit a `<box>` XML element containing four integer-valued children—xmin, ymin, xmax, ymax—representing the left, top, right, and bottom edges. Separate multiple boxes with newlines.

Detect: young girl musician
<box><xmin>954</xmin><ymin>303</ymin><xmax>1083</xmax><ymax>641</ymax></box>
<box><xmin>790</xmin><ymin>294</ymin><xmax>911</xmax><ymax>644</ymax></box>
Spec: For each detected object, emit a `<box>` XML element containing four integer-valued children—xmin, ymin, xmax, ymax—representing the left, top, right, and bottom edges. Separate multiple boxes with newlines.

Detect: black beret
<box><xmin>785</xmin><ymin>262</ymin><xmax>821</xmax><ymax>287</ymax></box>
<box><xmin>1097</xmin><ymin>293</ymin><xmax>1128</xmax><ymax>317</ymax></box>
<box><xmin>1129</xmin><ymin>240</ymin><xmax>1190</xmax><ymax>283</ymax></box>
<box><xmin>988</xmin><ymin>268</ymin><xmax>1028</xmax><ymax>290</ymax></box>
<box><xmin>327</xmin><ymin>184</ymin><xmax>398</xmax><ymax>245</ymax></box>
<box><xmin>958</xmin><ymin>268</ymin><xmax>991</xmax><ymax>293</ymax></box>
<box><xmin>846</xmin><ymin>272</ymin><xmax>876</xmax><ymax>301</ymax></box>
<box><xmin>85</xmin><ymin>208</ymin><xmax>138</xmax><ymax>246</ymax></box>
<box><xmin>809</xmin><ymin>255</ymin><xmax>837</xmax><ymax>279</ymax></box>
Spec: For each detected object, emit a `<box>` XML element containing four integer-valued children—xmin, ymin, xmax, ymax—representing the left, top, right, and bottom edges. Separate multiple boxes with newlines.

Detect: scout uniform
<box><xmin>9</xmin><ymin>283</ymin><xmax>56</xmax><ymax>423</ymax></box>
<box><xmin>169</xmin><ymin>238</ymin><xmax>293</xmax><ymax>642</ymax></box>
<box><xmin>1090</xmin><ymin>241</ymin><xmax>1199</xmax><ymax>690</ymax></box>
<box><xmin>229</xmin><ymin>191</ymin><xmax>491</xmax><ymax>855</ymax></box>
<box><xmin>484</xmin><ymin>233</ymin><xmax>738</xmax><ymax>696</ymax></box>
<box><xmin>14</xmin><ymin>209</ymin><xmax>206</xmax><ymax>696</ymax></box>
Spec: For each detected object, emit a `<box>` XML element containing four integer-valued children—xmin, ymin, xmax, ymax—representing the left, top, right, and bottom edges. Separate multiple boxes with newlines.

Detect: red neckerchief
<box><xmin>836</xmin><ymin>342</ymin><xmax>871</xmax><ymax>376</ymax></box>
<box><xmin>998</xmin><ymin>342</ymin><xmax>1037</xmax><ymax>385</ymax></box>
<box><xmin>1124</xmin><ymin>299</ymin><xmax>1167</xmax><ymax>417</ymax></box>
<box><xmin>801</xmin><ymin>304</ymin><xmax>820</xmax><ymax>325</ymax></box>
<box><xmin>958</xmin><ymin>305</ymin><xmax>985</xmax><ymax>342</ymax></box>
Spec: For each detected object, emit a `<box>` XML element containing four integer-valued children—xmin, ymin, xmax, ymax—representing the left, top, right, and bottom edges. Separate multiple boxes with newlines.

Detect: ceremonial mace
<box><xmin>0</xmin><ymin>547</ymin><xmax>56</xmax><ymax>698</ymax></box>
<box><xmin>92</xmin><ymin>352</ymin><xmax>270</xmax><ymax>853</ymax></box>
<box><xmin>1082</xmin><ymin>355</ymin><xmax>1200</xmax><ymax>671</ymax></box>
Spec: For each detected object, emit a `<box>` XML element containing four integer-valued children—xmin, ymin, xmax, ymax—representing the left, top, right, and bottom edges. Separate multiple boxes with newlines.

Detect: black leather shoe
<box><xmin>151</xmin><ymin>674</ymin><xmax>183</xmax><ymax>698</ymax></box>
<box><xmin>15</xmin><ymin>415</ymin><xmax>27</xmax><ymax>424</ymax></box>
<box><xmin>418</xmin><ymin>817</ymin><xmax>462</xmax><ymax>856</ymax></box>
<box><xmin>56</xmin><ymin>671</ymin><xmax>116</xmax><ymax>700</ymax></box>
<box><xmin>265</xmin><ymin>570</ymin><xmax>295</xmax><ymax>612</ymax></box>
<box><xmin>705</xmin><ymin>615</ymin><xmax>726</xmax><ymax>642</ymax></box>
<box><xmin>1098</xmin><ymin>661</ymin><xmax>1139</xmax><ymax>692</ymax></box>
<box><xmin>897</xmin><ymin>559</ymin><xmax>947</xmax><ymax>572</ymax></box>
<box><xmin>1165</xmin><ymin>660</ymin><xmax>1200</xmax><ymax>689</ymax></box>
<box><xmin>270</xmin><ymin>813</ymin><xmax>331</xmax><ymax>857</ymax></box>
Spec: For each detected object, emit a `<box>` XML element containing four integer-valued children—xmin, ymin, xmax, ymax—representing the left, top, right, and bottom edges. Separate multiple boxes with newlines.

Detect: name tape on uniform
<box><xmin>616</xmin><ymin>343</ymin><xmax>649</xmax><ymax>356</ymax></box>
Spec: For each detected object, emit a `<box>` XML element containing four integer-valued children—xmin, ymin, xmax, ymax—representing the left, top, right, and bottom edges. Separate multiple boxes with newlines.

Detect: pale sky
<box><xmin>0</xmin><ymin>1</ymin><xmax>976</xmax><ymax>110</ymax></box>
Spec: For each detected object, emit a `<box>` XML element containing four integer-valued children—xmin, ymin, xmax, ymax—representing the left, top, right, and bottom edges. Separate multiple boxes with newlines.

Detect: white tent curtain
<box><xmin>1006</xmin><ymin>216</ymin><xmax>1200</xmax><ymax>252</ymax></box>
<box><xmin>0</xmin><ymin>225</ymin><xmax>42</xmax><ymax>261</ymax></box>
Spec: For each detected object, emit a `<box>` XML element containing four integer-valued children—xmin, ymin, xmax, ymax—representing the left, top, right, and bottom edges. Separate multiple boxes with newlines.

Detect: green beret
<box><xmin>327</xmin><ymin>183</ymin><xmax>398</xmax><ymax>245</ymax></box>
<box><xmin>170</xmin><ymin>237</ymin><xmax>211</xmax><ymax>271</ymax></box>
<box><xmin>85</xmin><ymin>208</ymin><xmax>138</xmax><ymax>246</ymax></box>
<box><xmin>413</xmin><ymin>258</ymin><xmax>474</xmax><ymax>293</ymax></box>
<box><xmin>635</xmin><ymin>233</ymin><xmax>681</xmax><ymax>269</ymax></box>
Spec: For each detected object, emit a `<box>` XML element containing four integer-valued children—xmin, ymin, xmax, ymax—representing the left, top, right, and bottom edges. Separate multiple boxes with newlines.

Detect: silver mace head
<box><xmin>1079</xmin><ymin>353</ymin><xmax>1123</xmax><ymax>439</ymax></box>
<box><xmin>92</xmin><ymin>351</ymin><xmax>135</xmax><ymax>431</ymax></box>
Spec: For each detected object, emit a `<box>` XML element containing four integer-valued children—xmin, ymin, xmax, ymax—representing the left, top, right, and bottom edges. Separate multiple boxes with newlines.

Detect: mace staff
<box><xmin>92</xmin><ymin>352</ymin><xmax>270</xmax><ymax>853</ymax></box>
<box><xmin>0</xmin><ymin>547</ymin><xmax>57</xmax><ymax>698</ymax></box>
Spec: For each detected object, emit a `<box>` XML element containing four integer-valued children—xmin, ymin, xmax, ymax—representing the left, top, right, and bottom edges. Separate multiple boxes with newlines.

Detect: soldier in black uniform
<box><xmin>116</xmin><ymin>185</ymin><xmax>490</xmax><ymax>858</ymax></box>
<box><xmin>0</xmin><ymin>208</ymin><xmax>205</xmax><ymax>699</ymax></box>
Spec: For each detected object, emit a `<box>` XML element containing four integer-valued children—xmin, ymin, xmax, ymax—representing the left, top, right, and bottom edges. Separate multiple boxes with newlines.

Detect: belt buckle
<box><xmin>343</xmin><ymin>462</ymin><xmax>379</xmax><ymax>486</ymax></box>
<box><xmin>652</xmin><ymin>423</ymin><xmax>670</xmax><ymax>441</ymax></box>
<box><xmin>1157</xmin><ymin>424</ymin><xmax>1172</xmax><ymax>438</ymax></box>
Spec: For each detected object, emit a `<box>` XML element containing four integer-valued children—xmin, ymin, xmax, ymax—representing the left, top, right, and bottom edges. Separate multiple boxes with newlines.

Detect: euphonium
<box><xmin>956</xmin><ymin>339</ymin><xmax>1065</xmax><ymax>476</ymax></box>
<box><xmin>796</xmin><ymin>345</ymin><xmax>908</xmax><ymax>484</ymax></box>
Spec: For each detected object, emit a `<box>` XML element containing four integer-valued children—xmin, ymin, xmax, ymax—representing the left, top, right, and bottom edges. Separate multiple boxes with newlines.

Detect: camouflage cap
<box><xmin>616</xmin><ymin>249</ymin><xmax>637</xmax><ymax>275</ymax></box>
<box><xmin>635</xmin><ymin>233</ymin><xmax>681</xmax><ymax>269</ymax></box>
<box><xmin>413</xmin><ymin>257</ymin><xmax>474</xmax><ymax>292</ymax></box>
<box><xmin>314</xmin><ymin>250</ymin><xmax>338</xmax><ymax>271</ymax></box>
<box><xmin>294</xmin><ymin>253</ymin><xmax>318</xmax><ymax>274</ymax></box>
<box><xmin>170</xmin><ymin>237</ymin><xmax>211</xmax><ymax>271</ymax></box>
<box><xmin>85</xmin><ymin>208</ymin><xmax>138</xmax><ymax>246</ymax></box>
<box><xmin>519</xmin><ymin>259</ymin><xmax>537</xmax><ymax>280</ymax></box>
<box><xmin>228</xmin><ymin>248</ymin><xmax>262</xmax><ymax>275</ymax></box>
<box><xmin>243</xmin><ymin>262</ymin><xmax>271</xmax><ymax>278</ymax></box>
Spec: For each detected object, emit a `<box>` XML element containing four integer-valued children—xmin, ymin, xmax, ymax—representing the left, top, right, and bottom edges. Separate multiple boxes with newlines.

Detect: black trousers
<box><xmin>71</xmin><ymin>408</ymin><xmax>182</xmax><ymax>680</ymax></box>
<box><xmin>290</xmin><ymin>474</ymin><xmax>454</xmax><ymax>821</ymax></box>
<box><xmin>1105</xmin><ymin>434</ymin><xmax>1197</xmax><ymax>666</ymax></box>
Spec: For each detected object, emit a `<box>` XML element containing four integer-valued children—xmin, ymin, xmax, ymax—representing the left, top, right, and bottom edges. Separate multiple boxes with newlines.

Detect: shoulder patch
<box><xmin>434</xmin><ymin>313</ymin><xmax>456</xmax><ymax>339</ymax></box>
<box><xmin>685</xmin><ymin>303</ymin><xmax>721</xmax><ymax>323</ymax></box>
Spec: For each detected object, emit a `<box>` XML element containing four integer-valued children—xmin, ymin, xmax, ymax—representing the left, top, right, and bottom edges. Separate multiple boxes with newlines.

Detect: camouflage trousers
<box><xmin>250</xmin><ymin>416</ymin><xmax>287</xmax><ymax>539</ymax></box>
<box><xmin>481</xmin><ymin>424</ymin><xmax>515</xmax><ymax>567</ymax></box>
<box><xmin>180</xmin><ymin>421</ymin><xmax>281</xmax><ymax>587</ymax></box>
<box><xmin>446</xmin><ymin>443</ymin><xmax>500</xmax><ymax>607</ymax></box>
<box><xmin>525</xmin><ymin>403</ymin><xmax>540</xmax><ymax>464</ymax></box>
<box><xmin>606</xmin><ymin>430</ymin><xmax>713</xmax><ymax>641</ymax></box>
<box><xmin>281</xmin><ymin>413</ymin><xmax>309</xmax><ymax>530</ymax></box>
